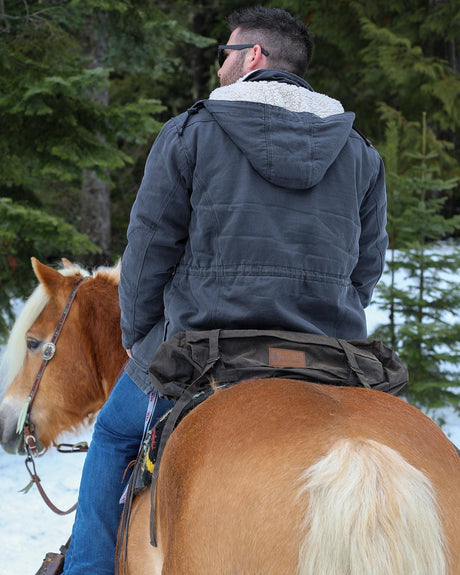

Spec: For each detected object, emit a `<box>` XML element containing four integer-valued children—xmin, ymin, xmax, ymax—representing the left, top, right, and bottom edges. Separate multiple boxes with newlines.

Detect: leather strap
<box><xmin>25</xmin><ymin>456</ymin><xmax>77</xmax><ymax>515</ymax></box>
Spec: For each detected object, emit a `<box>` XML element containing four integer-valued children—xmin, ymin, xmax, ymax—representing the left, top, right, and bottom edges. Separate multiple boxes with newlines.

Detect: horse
<box><xmin>0</xmin><ymin>258</ymin><xmax>459</xmax><ymax>575</ymax></box>
<box><xmin>0</xmin><ymin>257</ymin><xmax>125</xmax><ymax>454</ymax></box>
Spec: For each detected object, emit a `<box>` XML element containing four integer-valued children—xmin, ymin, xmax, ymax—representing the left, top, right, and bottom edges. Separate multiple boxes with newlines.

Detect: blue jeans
<box><xmin>63</xmin><ymin>372</ymin><xmax>174</xmax><ymax>575</ymax></box>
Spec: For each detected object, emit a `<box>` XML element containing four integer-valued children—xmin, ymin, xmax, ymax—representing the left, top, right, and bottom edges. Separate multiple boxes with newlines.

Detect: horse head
<box><xmin>0</xmin><ymin>258</ymin><xmax>125</xmax><ymax>455</ymax></box>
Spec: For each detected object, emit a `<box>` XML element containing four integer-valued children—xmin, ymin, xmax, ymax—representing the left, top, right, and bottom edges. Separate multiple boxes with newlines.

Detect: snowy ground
<box><xmin>0</xmin><ymin>301</ymin><xmax>459</xmax><ymax>574</ymax></box>
<box><xmin>0</xmin><ymin>427</ymin><xmax>91</xmax><ymax>575</ymax></box>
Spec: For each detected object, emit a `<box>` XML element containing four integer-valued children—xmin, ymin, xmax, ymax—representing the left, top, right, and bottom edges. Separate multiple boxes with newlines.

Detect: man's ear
<box><xmin>247</xmin><ymin>44</ymin><xmax>266</xmax><ymax>71</ymax></box>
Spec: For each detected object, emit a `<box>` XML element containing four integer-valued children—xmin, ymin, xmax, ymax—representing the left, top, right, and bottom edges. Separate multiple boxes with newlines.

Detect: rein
<box><xmin>18</xmin><ymin>276</ymin><xmax>88</xmax><ymax>516</ymax></box>
<box><xmin>23</xmin><ymin>454</ymin><xmax>79</xmax><ymax>515</ymax></box>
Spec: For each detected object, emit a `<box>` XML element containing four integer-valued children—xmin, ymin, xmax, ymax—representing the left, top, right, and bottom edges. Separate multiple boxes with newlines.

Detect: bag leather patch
<box><xmin>269</xmin><ymin>347</ymin><xmax>306</xmax><ymax>368</ymax></box>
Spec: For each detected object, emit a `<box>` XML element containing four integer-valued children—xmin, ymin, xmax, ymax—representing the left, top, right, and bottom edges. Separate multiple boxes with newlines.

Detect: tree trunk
<box><xmin>80</xmin><ymin>168</ymin><xmax>111</xmax><ymax>265</ymax></box>
<box><xmin>192</xmin><ymin>5</ymin><xmax>207</xmax><ymax>101</ymax></box>
<box><xmin>79</xmin><ymin>13</ymin><xmax>111</xmax><ymax>266</ymax></box>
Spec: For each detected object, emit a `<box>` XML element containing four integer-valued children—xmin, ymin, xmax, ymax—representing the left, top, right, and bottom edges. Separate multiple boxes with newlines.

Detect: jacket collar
<box><xmin>208</xmin><ymin>72</ymin><xmax>344</xmax><ymax>118</ymax></box>
<box><xmin>242</xmin><ymin>69</ymin><xmax>314</xmax><ymax>92</ymax></box>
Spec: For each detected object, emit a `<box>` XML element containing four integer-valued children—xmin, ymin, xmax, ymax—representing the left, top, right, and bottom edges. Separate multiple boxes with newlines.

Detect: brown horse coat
<box><xmin>124</xmin><ymin>378</ymin><xmax>460</xmax><ymax>575</ymax></box>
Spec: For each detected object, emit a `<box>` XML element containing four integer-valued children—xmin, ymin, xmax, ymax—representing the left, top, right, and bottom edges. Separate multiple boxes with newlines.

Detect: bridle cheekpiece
<box><xmin>16</xmin><ymin>275</ymin><xmax>89</xmax><ymax>515</ymax></box>
<box><xmin>16</xmin><ymin>276</ymin><xmax>88</xmax><ymax>456</ymax></box>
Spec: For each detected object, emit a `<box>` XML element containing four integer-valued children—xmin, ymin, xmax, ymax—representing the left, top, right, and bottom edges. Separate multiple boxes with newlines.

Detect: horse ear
<box><xmin>31</xmin><ymin>257</ymin><xmax>69</xmax><ymax>296</ymax></box>
<box><xmin>61</xmin><ymin>258</ymin><xmax>73</xmax><ymax>269</ymax></box>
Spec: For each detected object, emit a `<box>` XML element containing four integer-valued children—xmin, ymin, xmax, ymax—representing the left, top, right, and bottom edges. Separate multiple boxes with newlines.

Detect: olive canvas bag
<box><xmin>148</xmin><ymin>329</ymin><xmax>408</xmax><ymax>400</ymax></box>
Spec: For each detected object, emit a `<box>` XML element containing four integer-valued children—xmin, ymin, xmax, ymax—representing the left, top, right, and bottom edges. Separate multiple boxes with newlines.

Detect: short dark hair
<box><xmin>228</xmin><ymin>5</ymin><xmax>313</xmax><ymax>77</ymax></box>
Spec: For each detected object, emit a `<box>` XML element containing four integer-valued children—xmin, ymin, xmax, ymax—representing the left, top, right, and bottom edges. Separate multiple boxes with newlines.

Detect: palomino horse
<box><xmin>0</xmin><ymin>259</ymin><xmax>459</xmax><ymax>575</ymax></box>
<box><xmin>0</xmin><ymin>258</ymin><xmax>125</xmax><ymax>455</ymax></box>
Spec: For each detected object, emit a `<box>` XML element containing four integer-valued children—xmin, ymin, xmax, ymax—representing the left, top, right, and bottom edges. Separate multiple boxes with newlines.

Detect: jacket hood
<box><xmin>203</xmin><ymin>70</ymin><xmax>355</xmax><ymax>189</ymax></box>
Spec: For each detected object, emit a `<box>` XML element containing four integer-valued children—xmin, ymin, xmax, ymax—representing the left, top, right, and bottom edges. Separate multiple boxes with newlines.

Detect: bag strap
<box><xmin>149</xmin><ymin>329</ymin><xmax>222</xmax><ymax>546</ymax></box>
<box><xmin>337</xmin><ymin>339</ymin><xmax>371</xmax><ymax>388</ymax></box>
<box><xmin>187</xmin><ymin>328</ymin><xmax>221</xmax><ymax>382</ymax></box>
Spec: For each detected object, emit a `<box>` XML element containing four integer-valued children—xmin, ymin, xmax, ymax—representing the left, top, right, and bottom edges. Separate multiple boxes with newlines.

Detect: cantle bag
<box><xmin>148</xmin><ymin>329</ymin><xmax>408</xmax><ymax>401</ymax></box>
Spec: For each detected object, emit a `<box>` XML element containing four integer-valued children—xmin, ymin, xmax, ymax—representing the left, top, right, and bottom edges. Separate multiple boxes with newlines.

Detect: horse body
<box><xmin>0</xmin><ymin>259</ymin><xmax>459</xmax><ymax>574</ymax></box>
<box><xmin>125</xmin><ymin>378</ymin><xmax>459</xmax><ymax>575</ymax></box>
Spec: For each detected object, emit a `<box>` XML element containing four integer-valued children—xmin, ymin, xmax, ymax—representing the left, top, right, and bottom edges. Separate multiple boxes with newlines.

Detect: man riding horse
<box><xmin>63</xmin><ymin>6</ymin><xmax>387</xmax><ymax>574</ymax></box>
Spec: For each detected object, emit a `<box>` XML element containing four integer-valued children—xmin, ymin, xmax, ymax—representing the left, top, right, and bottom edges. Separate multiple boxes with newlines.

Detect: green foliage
<box><xmin>0</xmin><ymin>0</ymin><xmax>209</xmax><ymax>326</ymax></box>
<box><xmin>304</xmin><ymin>1</ymin><xmax>460</xmax><ymax>152</ymax></box>
<box><xmin>0</xmin><ymin>198</ymin><xmax>98</xmax><ymax>256</ymax></box>
<box><xmin>0</xmin><ymin>26</ymin><xmax>165</xmax><ymax>187</ymax></box>
<box><xmin>375</xmin><ymin>246</ymin><xmax>460</xmax><ymax>403</ymax></box>
<box><xmin>0</xmin><ymin>197</ymin><xmax>99</xmax><ymax>341</ymax></box>
<box><xmin>359</xmin><ymin>18</ymin><xmax>460</xmax><ymax>132</ymax></box>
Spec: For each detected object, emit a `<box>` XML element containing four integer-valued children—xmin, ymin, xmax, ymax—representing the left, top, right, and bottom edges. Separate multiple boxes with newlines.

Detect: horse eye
<box><xmin>26</xmin><ymin>337</ymin><xmax>41</xmax><ymax>352</ymax></box>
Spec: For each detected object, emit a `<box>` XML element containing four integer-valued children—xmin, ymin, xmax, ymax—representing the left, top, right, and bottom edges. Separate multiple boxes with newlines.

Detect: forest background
<box><xmin>1</xmin><ymin>0</ymin><xmax>460</xmax><ymax>409</ymax></box>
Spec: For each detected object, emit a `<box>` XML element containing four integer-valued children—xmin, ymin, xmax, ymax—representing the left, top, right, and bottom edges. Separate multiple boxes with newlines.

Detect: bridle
<box><xmin>17</xmin><ymin>276</ymin><xmax>89</xmax><ymax>515</ymax></box>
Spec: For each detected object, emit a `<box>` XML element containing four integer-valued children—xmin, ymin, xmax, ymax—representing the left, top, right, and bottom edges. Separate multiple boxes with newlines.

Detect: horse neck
<box><xmin>78</xmin><ymin>277</ymin><xmax>126</xmax><ymax>400</ymax></box>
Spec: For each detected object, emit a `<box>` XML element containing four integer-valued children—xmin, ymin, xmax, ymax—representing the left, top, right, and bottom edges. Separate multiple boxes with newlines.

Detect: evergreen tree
<box><xmin>372</xmin><ymin>111</ymin><xmax>460</xmax><ymax>407</ymax></box>
<box><xmin>0</xmin><ymin>0</ymin><xmax>214</xmax><ymax>336</ymax></box>
<box><xmin>0</xmin><ymin>197</ymin><xmax>99</xmax><ymax>340</ymax></box>
<box><xmin>299</xmin><ymin>0</ymin><xmax>460</xmax><ymax>226</ymax></box>
<box><xmin>300</xmin><ymin>0</ymin><xmax>460</xmax><ymax>140</ymax></box>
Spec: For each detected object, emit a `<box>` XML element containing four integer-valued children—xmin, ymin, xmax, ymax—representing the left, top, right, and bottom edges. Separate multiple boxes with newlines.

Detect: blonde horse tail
<box><xmin>297</xmin><ymin>438</ymin><xmax>447</xmax><ymax>575</ymax></box>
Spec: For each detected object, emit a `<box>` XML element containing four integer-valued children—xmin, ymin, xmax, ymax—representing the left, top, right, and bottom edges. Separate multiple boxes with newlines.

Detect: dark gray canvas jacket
<box><xmin>120</xmin><ymin>70</ymin><xmax>388</xmax><ymax>391</ymax></box>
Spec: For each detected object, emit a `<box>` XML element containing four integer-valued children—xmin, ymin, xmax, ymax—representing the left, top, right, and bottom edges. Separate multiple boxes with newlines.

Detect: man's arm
<box><xmin>351</xmin><ymin>155</ymin><xmax>388</xmax><ymax>308</ymax></box>
<box><xmin>119</xmin><ymin>120</ymin><xmax>192</xmax><ymax>350</ymax></box>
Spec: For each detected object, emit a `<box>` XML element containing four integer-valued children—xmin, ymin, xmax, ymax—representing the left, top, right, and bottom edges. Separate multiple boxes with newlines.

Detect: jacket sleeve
<box><xmin>350</xmin><ymin>153</ymin><xmax>388</xmax><ymax>308</ymax></box>
<box><xmin>119</xmin><ymin>120</ymin><xmax>192</xmax><ymax>350</ymax></box>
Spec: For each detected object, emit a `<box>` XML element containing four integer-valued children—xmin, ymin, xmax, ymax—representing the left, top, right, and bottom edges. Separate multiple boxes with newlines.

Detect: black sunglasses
<box><xmin>217</xmin><ymin>44</ymin><xmax>270</xmax><ymax>67</ymax></box>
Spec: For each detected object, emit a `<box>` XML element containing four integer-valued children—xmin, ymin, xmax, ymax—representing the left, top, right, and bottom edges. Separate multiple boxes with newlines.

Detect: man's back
<box><xmin>121</xmin><ymin>71</ymin><xmax>387</xmax><ymax>349</ymax></box>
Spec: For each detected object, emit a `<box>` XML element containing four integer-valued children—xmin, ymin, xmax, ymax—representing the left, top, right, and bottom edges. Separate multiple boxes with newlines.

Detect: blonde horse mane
<box><xmin>0</xmin><ymin>260</ymin><xmax>120</xmax><ymax>397</ymax></box>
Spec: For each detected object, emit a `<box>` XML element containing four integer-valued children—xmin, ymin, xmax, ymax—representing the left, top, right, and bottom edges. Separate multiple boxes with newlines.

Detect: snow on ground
<box><xmin>0</xmin><ymin>427</ymin><xmax>91</xmax><ymax>575</ymax></box>
<box><xmin>0</xmin><ymin>299</ymin><xmax>459</xmax><ymax>574</ymax></box>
